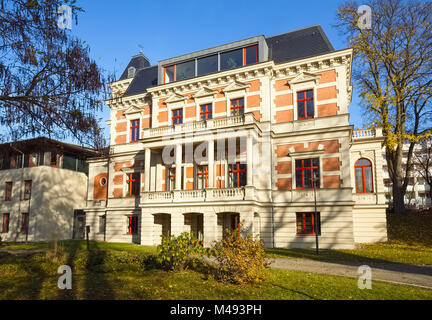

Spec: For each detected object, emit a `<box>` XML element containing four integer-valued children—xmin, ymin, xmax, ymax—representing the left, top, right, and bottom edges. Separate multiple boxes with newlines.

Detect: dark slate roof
<box><xmin>119</xmin><ymin>54</ymin><xmax>150</xmax><ymax>80</ymax></box>
<box><xmin>266</xmin><ymin>25</ymin><xmax>334</xmax><ymax>64</ymax></box>
<box><xmin>123</xmin><ymin>65</ymin><xmax>158</xmax><ymax>97</ymax></box>
<box><xmin>119</xmin><ymin>25</ymin><xmax>334</xmax><ymax>97</ymax></box>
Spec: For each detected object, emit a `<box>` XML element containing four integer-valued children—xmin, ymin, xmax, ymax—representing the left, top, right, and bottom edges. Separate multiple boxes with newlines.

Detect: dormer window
<box><xmin>162</xmin><ymin>44</ymin><xmax>259</xmax><ymax>83</ymax></box>
<box><xmin>128</xmin><ymin>66</ymin><xmax>136</xmax><ymax>78</ymax></box>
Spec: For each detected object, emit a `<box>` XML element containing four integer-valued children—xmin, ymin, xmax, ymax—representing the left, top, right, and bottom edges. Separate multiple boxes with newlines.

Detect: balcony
<box><xmin>142</xmin><ymin>113</ymin><xmax>256</xmax><ymax>138</ymax></box>
<box><xmin>352</xmin><ymin>128</ymin><xmax>383</xmax><ymax>140</ymax></box>
<box><xmin>141</xmin><ymin>187</ymin><xmax>246</xmax><ymax>203</ymax></box>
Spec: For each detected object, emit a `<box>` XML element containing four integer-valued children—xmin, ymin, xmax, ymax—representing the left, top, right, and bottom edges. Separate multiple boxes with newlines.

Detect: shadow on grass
<box><xmin>266</xmin><ymin>248</ymin><xmax>432</xmax><ymax>277</ymax></box>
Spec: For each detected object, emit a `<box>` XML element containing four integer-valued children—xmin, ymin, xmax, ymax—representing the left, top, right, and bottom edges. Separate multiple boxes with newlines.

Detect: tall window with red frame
<box><xmin>127</xmin><ymin>216</ymin><xmax>138</xmax><ymax>235</ymax></box>
<box><xmin>130</xmin><ymin>119</ymin><xmax>140</xmax><ymax>142</ymax></box>
<box><xmin>230</xmin><ymin>98</ymin><xmax>244</xmax><ymax>116</ymax></box>
<box><xmin>167</xmin><ymin>167</ymin><xmax>183</xmax><ymax>191</ymax></box>
<box><xmin>164</xmin><ymin>65</ymin><xmax>175</xmax><ymax>83</ymax></box>
<box><xmin>296</xmin><ymin>212</ymin><xmax>321</xmax><ymax>235</ymax></box>
<box><xmin>126</xmin><ymin>173</ymin><xmax>140</xmax><ymax>197</ymax></box>
<box><xmin>295</xmin><ymin>158</ymin><xmax>320</xmax><ymax>189</ymax></box>
<box><xmin>20</xmin><ymin>213</ymin><xmax>28</xmax><ymax>233</ymax></box>
<box><xmin>200</xmin><ymin>104</ymin><xmax>212</xmax><ymax>120</ymax></box>
<box><xmin>228</xmin><ymin>163</ymin><xmax>246</xmax><ymax>188</ymax></box>
<box><xmin>196</xmin><ymin>165</ymin><xmax>208</xmax><ymax>189</ymax></box>
<box><xmin>23</xmin><ymin>180</ymin><xmax>32</xmax><ymax>200</ymax></box>
<box><xmin>172</xmin><ymin>109</ymin><xmax>183</xmax><ymax>124</ymax></box>
<box><xmin>2</xmin><ymin>213</ymin><xmax>9</xmax><ymax>233</ymax></box>
<box><xmin>244</xmin><ymin>45</ymin><xmax>258</xmax><ymax>65</ymax></box>
<box><xmin>355</xmin><ymin>158</ymin><xmax>374</xmax><ymax>193</ymax></box>
<box><xmin>297</xmin><ymin>90</ymin><xmax>314</xmax><ymax>120</ymax></box>
<box><xmin>5</xmin><ymin>182</ymin><xmax>12</xmax><ymax>201</ymax></box>
<box><xmin>50</xmin><ymin>152</ymin><xmax>59</xmax><ymax>167</ymax></box>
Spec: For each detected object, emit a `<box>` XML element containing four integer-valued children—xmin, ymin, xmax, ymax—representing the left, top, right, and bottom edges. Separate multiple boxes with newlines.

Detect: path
<box><xmin>271</xmin><ymin>258</ymin><xmax>432</xmax><ymax>289</ymax></box>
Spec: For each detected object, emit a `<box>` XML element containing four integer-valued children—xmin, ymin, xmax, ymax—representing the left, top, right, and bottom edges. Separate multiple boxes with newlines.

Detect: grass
<box><xmin>0</xmin><ymin>211</ymin><xmax>431</xmax><ymax>300</ymax></box>
<box><xmin>266</xmin><ymin>210</ymin><xmax>432</xmax><ymax>265</ymax></box>
<box><xmin>0</xmin><ymin>242</ymin><xmax>431</xmax><ymax>300</ymax></box>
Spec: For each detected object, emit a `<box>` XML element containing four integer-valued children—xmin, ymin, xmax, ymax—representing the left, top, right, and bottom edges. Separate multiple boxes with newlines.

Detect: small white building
<box><xmin>0</xmin><ymin>137</ymin><xmax>98</xmax><ymax>242</ymax></box>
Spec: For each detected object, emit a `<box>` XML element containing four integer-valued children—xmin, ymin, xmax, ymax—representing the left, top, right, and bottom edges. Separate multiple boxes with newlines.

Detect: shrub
<box><xmin>213</xmin><ymin>228</ymin><xmax>271</xmax><ymax>285</ymax></box>
<box><xmin>157</xmin><ymin>232</ymin><xmax>206</xmax><ymax>271</ymax></box>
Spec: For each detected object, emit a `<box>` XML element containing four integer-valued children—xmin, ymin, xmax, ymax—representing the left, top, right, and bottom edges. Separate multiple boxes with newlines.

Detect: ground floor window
<box><xmin>20</xmin><ymin>213</ymin><xmax>28</xmax><ymax>233</ymax></box>
<box><xmin>2</xmin><ymin>213</ymin><xmax>9</xmax><ymax>233</ymax></box>
<box><xmin>296</xmin><ymin>212</ymin><xmax>321</xmax><ymax>235</ymax></box>
<box><xmin>127</xmin><ymin>216</ymin><xmax>138</xmax><ymax>235</ymax></box>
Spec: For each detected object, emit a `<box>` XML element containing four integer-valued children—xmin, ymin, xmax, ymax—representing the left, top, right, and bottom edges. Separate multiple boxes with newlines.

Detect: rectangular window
<box><xmin>130</xmin><ymin>119</ymin><xmax>140</xmax><ymax>142</ymax></box>
<box><xmin>172</xmin><ymin>109</ymin><xmax>183</xmax><ymax>125</ymax></box>
<box><xmin>197</xmin><ymin>165</ymin><xmax>208</xmax><ymax>189</ymax></box>
<box><xmin>126</xmin><ymin>173</ymin><xmax>140</xmax><ymax>197</ymax></box>
<box><xmin>2</xmin><ymin>213</ymin><xmax>9</xmax><ymax>233</ymax></box>
<box><xmin>20</xmin><ymin>212</ymin><xmax>28</xmax><ymax>233</ymax></box>
<box><xmin>164</xmin><ymin>65</ymin><xmax>175</xmax><ymax>83</ymax></box>
<box><xmin>197</xmin><ymin>54</ymin><xmax>218</xmax><ymax>76</ymax></box>
<box><xmin>99</xmin><ymin>215</ymin><xmax>106</xmax><ymax>234</ymax></box>
<box><xmin>297</xmin><ymin>90</ymin><xmax>314</xmax><ymax>120</ymax></box>
<box><xmin>244</xmin><ymin>45</ymin><xmax>258</xmax><ymax>65</ymax></box>
<box><xmin>200</xmin><ymin>104</ymin><xmax>212</xmax><ymax>120</ymax></box>
<box><xmin>228</xmin><ymin>163</ymin><xmax>246</xmax><ymax>188</ymax></box>
<box><xmin>127</xmin><ymin>216</ymin><xmax>138</xmax><ymax>235</ymax></box>
<box><xmin>5</xmin><ymin>182</ymin><xmax>12</xmax><ymax>201</ymax></box>
<box><xmin>220</xmin><ymin>48</ymin><xmax>243</xmax><ymax>71</ymax></box>
<box><xmin>50</xmin><ymin>152</ymin><xmax>59</xmax><ymax>167</ymax></box>
<box><xmin>230</xmin><ymin>98</ymin><xmax>244</xmax><ymax>116</ymax></box>
<box><xmin>29</xmin><ymin>153</ymin><xmax>38</xmax><ymax>167</ymax></box>
<box><xmin>23</xmin><ymin>180</ymin><xmax>32</xmax><ymax>200</ymax></box>
<box><xmin>10</xmin><ymin>155</ymin><xmax>22</xmax><ymax>169</ymax></box>
<box><xmin>296</xmin><ymin>212</ymin><xmax>321</xmax><ymax>235</ymax></box>
<box><xmin>176</xmin><ymin>60</ymin><xmax>195</xmax><ymax>81</ymax></box>
<box><xmin>295</xmin><ymin>158</ymin><xmax>320</xmax><ymax>189</ymax></box>
<box><xmin>167</xmin><ymin>167</ymin><xmax>184</xmax><ymax>191</ymax></box>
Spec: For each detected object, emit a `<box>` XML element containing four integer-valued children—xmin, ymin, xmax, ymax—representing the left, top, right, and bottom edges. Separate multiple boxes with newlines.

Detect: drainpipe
<box><xmin>104</xmin><ymin>147</ymin><xmax>110</xmax><ymax>242</ymax></box>
<box><xmin>268</xmin><ymin>69</ymin><xmax>275</xmax><ymax>249</ymax></box>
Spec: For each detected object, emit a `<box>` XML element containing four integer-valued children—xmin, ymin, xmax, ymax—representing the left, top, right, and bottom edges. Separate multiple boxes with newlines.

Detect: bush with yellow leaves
<box><xmin>213</xmin><ymin>227</ymin><xmax>271</xmax><ymax>285</ymax></box>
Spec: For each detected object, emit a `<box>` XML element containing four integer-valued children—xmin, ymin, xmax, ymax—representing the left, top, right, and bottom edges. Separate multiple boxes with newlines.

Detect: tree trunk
<box><xmin>393</xmin><ymin>183</ymin><xmax>406</xmax><ymax>214</ymax></box>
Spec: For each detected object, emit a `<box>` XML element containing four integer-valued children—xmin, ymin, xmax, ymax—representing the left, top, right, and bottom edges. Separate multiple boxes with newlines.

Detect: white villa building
<box><xmin>82</xmin><ymin>25</ymin><xmax>388</xmax><ymax>249</ymax></box>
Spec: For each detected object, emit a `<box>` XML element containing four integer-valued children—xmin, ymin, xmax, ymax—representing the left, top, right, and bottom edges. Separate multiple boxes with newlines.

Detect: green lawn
<box><xmin>0</xmin><ymin>242</ymin><xmax>431</xmax><ymax>300</ymax></box>
<box><xmin>1</xmin><ymin>211</ymin><xmax>431</xmax><ymax>300</ymax></box>
<box><xmin>266</xmin><ymin>210</ymin><xmax>432</xmax><ymax>265</ymax></box>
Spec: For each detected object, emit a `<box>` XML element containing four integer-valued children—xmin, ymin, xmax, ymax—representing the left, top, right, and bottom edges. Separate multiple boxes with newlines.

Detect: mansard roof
<box><xmin>117</xmin><ymin>25</ymin><xmax>335</xmax><ymax>98</ymax></box>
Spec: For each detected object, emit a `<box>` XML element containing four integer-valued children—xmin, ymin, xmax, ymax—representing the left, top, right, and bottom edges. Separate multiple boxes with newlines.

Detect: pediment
<box><xmin>288</xmin><ymin>72</ymin><xmax>321</xmax><ymax>85</ymax></box>
<box><xmin>193</xmin><ymin>86</ymin><xmax>218</xmax><ymax>99</ymax></box>
<box><xmin>165</xmin><ymin>92</ymin><xmax>187</xmax><ymax>104</ymax></box>
<box><xmin>222</xmin><ymin>80</ymin><xmax>250</xmax><ymax>93</ymax></box>
<box><xmin>124</xmin><ymin>105</ymin><xmax>142</xmax><ymax>115</ymax></box>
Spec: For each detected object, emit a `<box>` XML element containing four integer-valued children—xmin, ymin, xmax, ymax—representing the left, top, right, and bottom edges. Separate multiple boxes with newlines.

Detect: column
<box><xmin>144</xmin><ymin>148</ymin><xmax>151</xmax><ymax>192</ymax></box>
<box><xmin>246</xmin><ymin>133</ymin><xmax>253</xmax><ymax>186</ymax></box>
<box><xmin>203</xmin><ymin>212</ymin><xmax>218</xmax><ymax>247</ymax></box>
<box><xmin>175</xmin><ymin>143</ymin><xmax>182</xmax><ymax>190</ymax></box>
<box><xmin>208</xmin><ymin>139</ymin><xmax>215</xmax><ymax>188</ymax></box>
<box><xmin>140</xmin><ymin>210</ymin><xmax>154</xmax><ymax>246</ymax></box>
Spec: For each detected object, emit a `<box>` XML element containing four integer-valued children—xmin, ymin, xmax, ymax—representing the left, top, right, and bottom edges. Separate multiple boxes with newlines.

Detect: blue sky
<box><xmin>71</xmin><ymin>0</ymin><xmax>365</xmax><ymax>143</ymax></box>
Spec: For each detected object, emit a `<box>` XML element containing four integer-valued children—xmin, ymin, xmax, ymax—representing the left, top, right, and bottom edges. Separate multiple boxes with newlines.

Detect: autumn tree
<box><xmin>0</xmin><ymin>0</ymin><xmax>111</xmax><ymax>148</ymax></box>
<box><xmin>336</xmin><ymin>0</ymin><xmax>432</xmax><ymax>214</ymax></box>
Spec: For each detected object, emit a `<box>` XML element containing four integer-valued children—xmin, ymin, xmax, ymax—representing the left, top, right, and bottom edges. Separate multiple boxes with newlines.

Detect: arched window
<box><xmin>355</xmin><ymin>158</ymin><xmax>373</xmax><ymax>193</ymax></box>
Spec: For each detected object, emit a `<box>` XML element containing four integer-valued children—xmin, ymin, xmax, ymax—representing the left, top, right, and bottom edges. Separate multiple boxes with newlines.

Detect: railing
<box><xmin>352</xmin><ymin>128</ymin><xmax>383</xmax><ymax>139</ymax></box>
<box><xmin>141</xmin><ymin>187</ymin><xmax>245</xmax><ymax>203</ymax></box>
<box><xmin>142</xmin><ymin>113</ymin><xmax>256</xmax><ymax>138</ymax></box>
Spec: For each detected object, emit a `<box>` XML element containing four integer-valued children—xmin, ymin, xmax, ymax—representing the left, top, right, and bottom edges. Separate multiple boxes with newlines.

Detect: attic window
<box><xmin>128</xmin><ymin>67</ymin><xmax>136</xmax><ymax>78</ymax></box>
